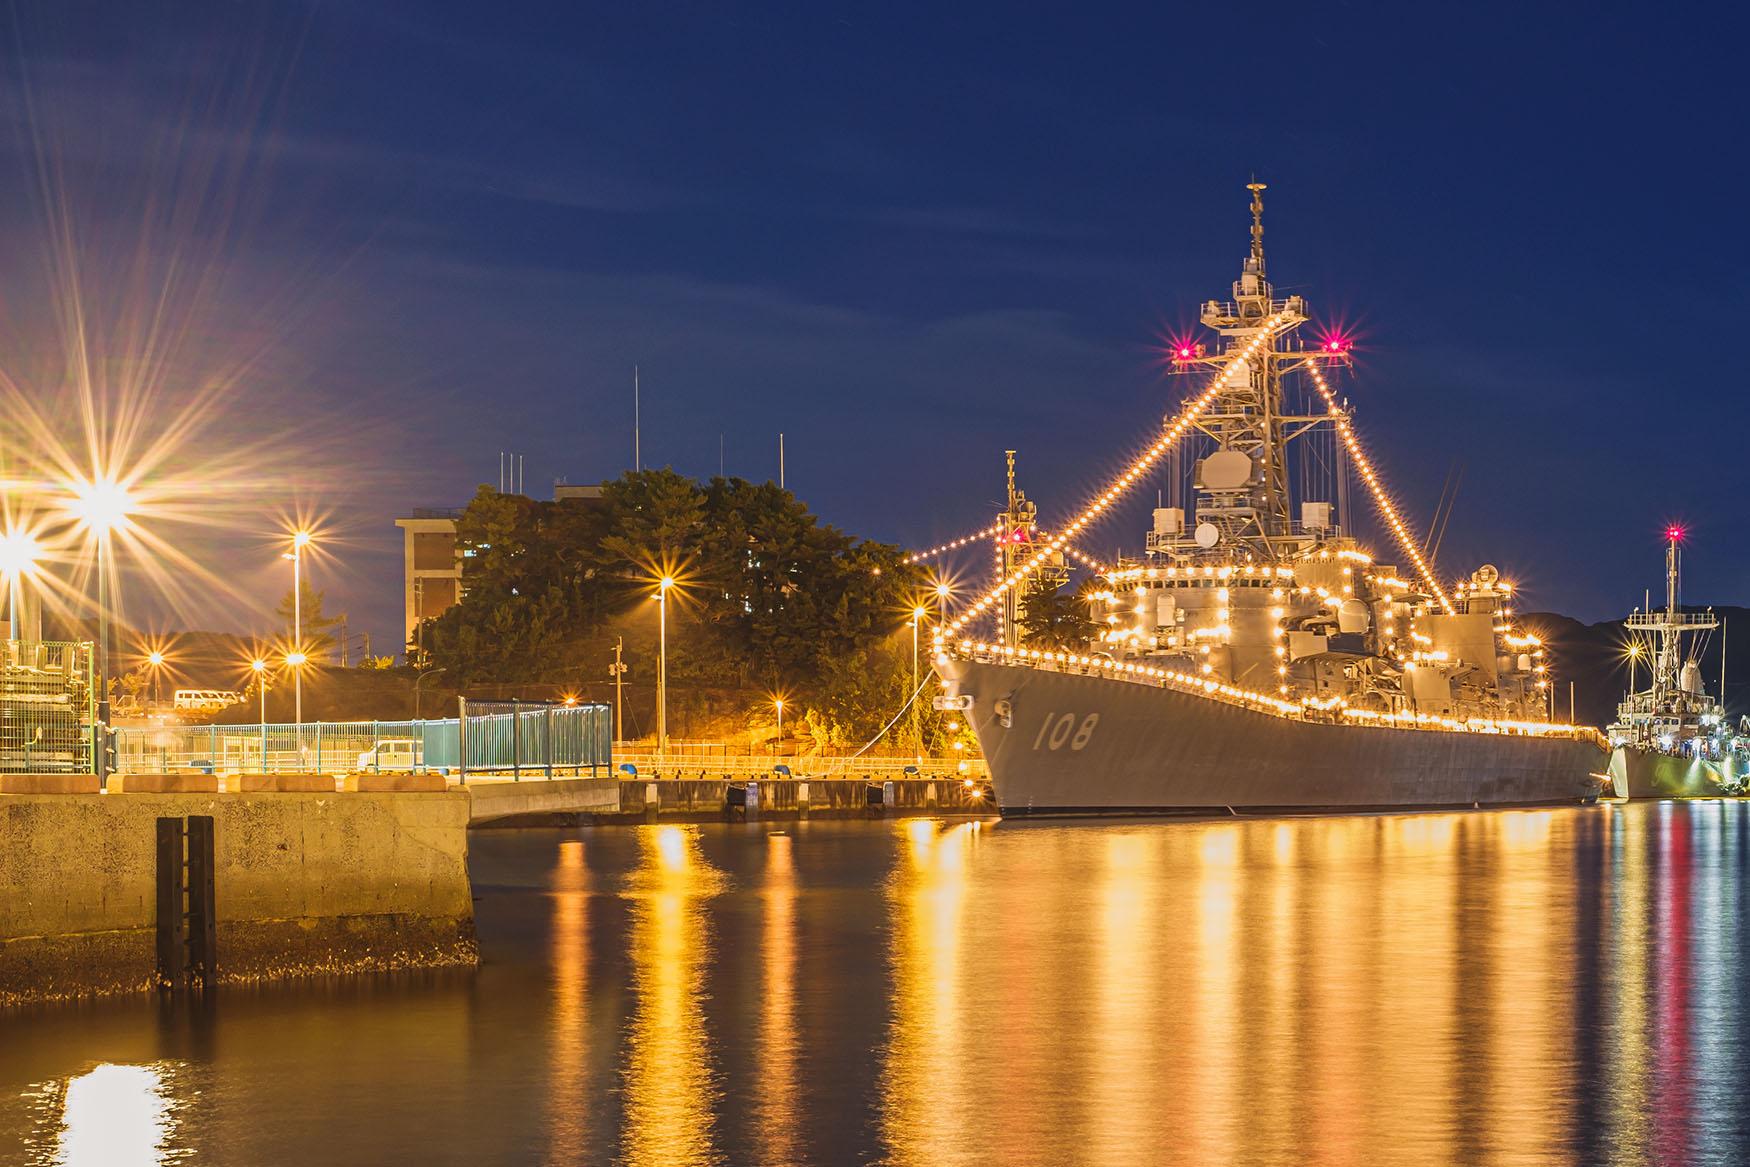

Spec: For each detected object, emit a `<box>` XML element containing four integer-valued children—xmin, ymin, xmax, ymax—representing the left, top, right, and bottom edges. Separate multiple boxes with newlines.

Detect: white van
<box><xmin>174</xmin><ymin>689</ymin><xmax>241</xmax><ymax>711</ymax></box>
<box><xmin>357</xmin><ymin>739</ymin><xmax>423</xmax><ymax>772</ymax></box>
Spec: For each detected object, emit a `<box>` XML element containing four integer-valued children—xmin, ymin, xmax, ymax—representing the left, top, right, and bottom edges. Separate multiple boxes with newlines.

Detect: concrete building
<box><xmin>395</xmin><ymin>508</ymin><xmax>465</xmax><ymax>655</ymax></box>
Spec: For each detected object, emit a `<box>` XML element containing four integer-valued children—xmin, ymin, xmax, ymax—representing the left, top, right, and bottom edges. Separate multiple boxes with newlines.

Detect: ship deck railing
<box><xmin>955</xmin><ymin>646</ymin><xmax>1607</xmax><ymax>746</ymax></box>
<box><xmin>1625</xmin><ymin>611</ymin><xmax>1717</xmax><ymax>629</ymax></box>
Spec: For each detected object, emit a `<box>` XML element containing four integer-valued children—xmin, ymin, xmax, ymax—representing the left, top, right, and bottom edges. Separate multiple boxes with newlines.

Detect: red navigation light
<box><xmin>1178</xmin><ymin>345</ymin><xmax>1194</xmax><ymax>359</ymax></box>
<box><xmin>1322</xmin><ymin>336</ymin><xmax>1350</xmax><ymax>353</ymax></box>
<box><xmin>1010</xmin><ymin>530</ymin><xmax>1028</xmax><ymax>543</ymax></box>
<box><xmin>1666</xmin><ymin>525</ymin><xmax>1685</xmax><ymax>542</ymax></box>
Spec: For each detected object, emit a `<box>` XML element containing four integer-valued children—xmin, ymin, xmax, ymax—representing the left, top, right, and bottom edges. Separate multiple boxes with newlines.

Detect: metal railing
<box><xmin>116</xmin><ymin>701</ymin><xmax>612</xmax><ymax>778</ymax></box>
<box><xmin>1</xmin><ymin>640</ymin><xmax>95</xmax><ymax>774</ymax></box>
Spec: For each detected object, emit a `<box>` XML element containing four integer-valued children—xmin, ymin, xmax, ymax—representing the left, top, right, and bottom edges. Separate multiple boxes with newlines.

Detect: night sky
<box><xmin>1</xmin><ymin>2</ymin><xmax>1742</xmax><ymax>649</ymax></box>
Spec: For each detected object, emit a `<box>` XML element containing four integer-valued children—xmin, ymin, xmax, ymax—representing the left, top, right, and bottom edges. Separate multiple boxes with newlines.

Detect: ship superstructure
<box><xmin>932</xmin><ymin>184</ymin><xmax>1605</xmax><ymax>815</ymax></box>
<box><xmin>1607</xmin><ymin>530</ymin><xmax>1744</xmax><ymax>796</ymax></box>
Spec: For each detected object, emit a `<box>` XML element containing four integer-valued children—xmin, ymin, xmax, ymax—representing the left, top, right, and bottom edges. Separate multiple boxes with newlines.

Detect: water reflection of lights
<box><xmin>621</xmin><ymin>825</ymin><xmax>725</xmax><ymax>1167</ymax></box>
<box><xmin>756</xmin><ymin>832</ymin><xmax>802</xmax><ymax>1165</ymax></box>
<box><xmin>55</xmin><ymin>1063</ymin><xmax>179</xmax><ymax>1166</ymax></box>
<box><xmin>545</xmin><ymin>839</ymin><xmax>591</xmax><ymax>1162</ymax></box>
<box><xmin>1087</xmin><ymin>831</ymin><xmax>1163</xmax><ymax>1161</ymax></box>
<box><xmin>880</xmin><ymin>820</ymin><xmax>978</xmax><ymax>1167</ymax></box>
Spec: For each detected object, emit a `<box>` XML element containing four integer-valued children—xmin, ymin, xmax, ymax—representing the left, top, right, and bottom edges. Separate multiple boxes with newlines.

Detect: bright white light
<box><xmin>291</xmin><ymin>530</ymin><xmax>312</xmax><ymax>550</ymax></box>
<box><xmin>285</xmin><ymin>651</ymin><xmax>307</xmax><ymax>668</ymax></box>
<box><xmin>0</xmin><ymin>528</ymin><xmax>45</xmax><ymax>578</ymax></box>
<box><xmin>56</xmin><ymin>1063</ymin><xmax>175</xmax><ymax>1167</ymax></box>
<box><xmin>658</xmin><ymin>575</ymin><xmax>675</xmax><ymax>592</ymax></box>
<box><xmin>146</xmin><ymin>651</ymin><xmax>165</xmax><ymax>667</ymax></box>
<box><xmin>250</xmin><ymin>658</ymin><xmax>267</xmax><ymax>673</ymax></box>
<box><xmin>66</xmin><ymin>476</ymin><xmax>138</xmax><ymax>536</ymax></box>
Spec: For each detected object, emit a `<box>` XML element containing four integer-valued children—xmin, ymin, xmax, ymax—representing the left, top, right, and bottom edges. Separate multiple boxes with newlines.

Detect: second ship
<box><xmin>935</xmin><ymin>184</ymin><xmax>1608</xmax><ymax>815</ymax></box>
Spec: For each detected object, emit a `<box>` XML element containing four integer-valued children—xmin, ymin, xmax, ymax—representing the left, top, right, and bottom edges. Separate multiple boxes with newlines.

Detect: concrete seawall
<box><xmin>0</xmin><ymin>790</ymin><xmax>477</xmax><ymax>1007</ymax></box>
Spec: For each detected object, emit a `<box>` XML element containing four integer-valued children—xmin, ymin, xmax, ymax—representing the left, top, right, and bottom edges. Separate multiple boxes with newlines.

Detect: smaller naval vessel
<box><xmin>1606</xmin><ymin>527</ymin><xmax>1746</xmax><ymax>797</ymax></box>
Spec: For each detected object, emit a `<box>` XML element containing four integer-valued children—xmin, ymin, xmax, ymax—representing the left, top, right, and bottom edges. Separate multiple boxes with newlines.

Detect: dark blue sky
<box><xmin>2</xmin><ymin>2</ymin><xmax>1743</xmax><ymax>648</ymax></box>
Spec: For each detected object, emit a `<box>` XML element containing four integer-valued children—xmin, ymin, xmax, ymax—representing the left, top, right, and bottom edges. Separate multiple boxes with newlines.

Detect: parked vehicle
<box><xmin>174</xmin><ymin>689</ymin><xmax>241</xmax><ymax>712</ymax></box>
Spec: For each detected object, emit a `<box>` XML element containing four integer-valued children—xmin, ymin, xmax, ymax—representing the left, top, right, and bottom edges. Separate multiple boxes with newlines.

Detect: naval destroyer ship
<box><xmin>933</xmin><ymin>184</ymin><xmax>1607</xmax><ymax>815</ymax></box>
<box><xmin>1606</xmin><ymin>529</ymin><xmax>1746</xmax><ymax>797</ymax></box>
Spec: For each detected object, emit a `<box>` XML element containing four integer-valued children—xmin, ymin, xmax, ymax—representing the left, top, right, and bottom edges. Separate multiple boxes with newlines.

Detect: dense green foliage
<box><xmin>424</xmin><ymin>470</ymin><xmax>933</xmax><ymax>746</ymax></box>
<box><xmin>1017</xmin><ymin>575</ymin><xmax>1100</xmax><ymax>650</ymax></box>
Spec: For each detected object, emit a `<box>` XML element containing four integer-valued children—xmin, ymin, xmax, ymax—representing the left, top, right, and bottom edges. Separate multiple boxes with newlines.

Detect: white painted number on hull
<box><xmin>1032</xmin><ymin>712</ymin><xmax>1099</xmax><ymax>752</ymax></box>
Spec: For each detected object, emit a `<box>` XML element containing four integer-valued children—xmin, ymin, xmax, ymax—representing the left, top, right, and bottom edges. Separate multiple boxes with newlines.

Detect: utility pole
<box><xmin>634</xmin><ymin>366</ymin><xmax>642</xmax><ymax>472</ymax></box>
<box><xmin>609</xmin><ymin>637</ymin><xmax>627</xmax><ymax>744</ymax></box>
<box><xmin>778</xmin><ymin>432</ymin><xmax>785</xmax><ymax>490</ymax></box>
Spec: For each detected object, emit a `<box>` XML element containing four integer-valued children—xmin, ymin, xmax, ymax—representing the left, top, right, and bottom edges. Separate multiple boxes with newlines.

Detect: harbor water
<box><xmin>4</xmin><ymin>801</ymin><xmax>1749</xmax><ymax>1165</ymax></box>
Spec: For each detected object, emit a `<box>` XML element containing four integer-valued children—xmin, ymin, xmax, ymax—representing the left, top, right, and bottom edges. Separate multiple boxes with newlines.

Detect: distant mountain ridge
<box><xmin>1521</xmin><ymin>605</ymin><xmax>1750</xmax><ymax>728</ymax></box>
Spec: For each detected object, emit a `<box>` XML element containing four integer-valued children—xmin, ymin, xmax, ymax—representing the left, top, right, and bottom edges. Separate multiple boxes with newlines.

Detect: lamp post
<box><xmin>251</xmin><ymin>658</ymin><xmax>268</xmax><ymax>723</ymax></box>
<box><xmin>0</xmin><ymin>527</ymin><xmax>44</xmax><ymax>641</ymax></box>
<box><xmin>1627</xmin><ymin>642</ymin><xmax>1643</xmax><ymax>693</ymax></box>
<box><xmin>934</xmin><ymin>582</ymin><xmax>951</xmax><ymax>622</ymax></box>
<box><xmin>911</xmin><ymin>606</ymin><xmax>927</xmax><ymax>765</ymax></box>
<box><xmin>65</xmin><ymin>476</ymin><xmax>136</xmax><ymax>728</ymax></box>
<box><xmin>656</xmin><ymin>576</ymin><xmax>674</xmax><ymax>758</ymax></box>
<box><xmin>911</xmin><ymin>606</ymin><xmax>926</xmax><ymax>698</ymax></box>
<box><xmin>773</xmin><ymin>696</ymin><xmax>784</xmax><ymax>758</ymax></box>
<box><xmin>284</xmin><ymin>531</ymin><xmax>312</xmax><ymax>726</ymax></box>
<box><xmin>147</xmin><ymin>650</ymin><xmax>166</xmax><ymax>707</ymax></box>
<box><xmin>413</xmin><ymin>666</ymin><xmax>447</xmax><ymax>720</ymax></box>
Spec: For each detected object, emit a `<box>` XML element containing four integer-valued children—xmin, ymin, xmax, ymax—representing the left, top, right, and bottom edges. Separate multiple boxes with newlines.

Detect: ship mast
<box><xmin>1163</xmin><ymin>182</ymin><xmax>1349</xmax><ymax>563</ymax></box>
<box><xmin>1659</xmin><ymin>527</ymin><xmax>1681</xmax><ymax>689</ymax></box>
<box><xmin>997</xmin><ymin>450</ymin><xmax>1066</xmax><ymax>647</ymax></box>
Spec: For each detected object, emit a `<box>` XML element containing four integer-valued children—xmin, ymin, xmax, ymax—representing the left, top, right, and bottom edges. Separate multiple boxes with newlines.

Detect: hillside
<box><xmin>1520</xmin><ymin>606</ymin><xmax>1750</xmax><ymax>728</ymax></box>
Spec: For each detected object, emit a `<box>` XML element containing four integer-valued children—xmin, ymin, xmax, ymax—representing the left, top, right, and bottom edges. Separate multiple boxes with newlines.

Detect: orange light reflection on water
<box><xmin>619</xmin><ymin>825</ymin><xmax>725</xmax><ymax>1167</ymax></box>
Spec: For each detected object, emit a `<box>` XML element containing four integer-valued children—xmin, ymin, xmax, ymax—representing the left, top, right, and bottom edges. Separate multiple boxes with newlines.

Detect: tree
<box><xmin>425</xmin><ymin>470</ymin><xmax>928</xmax><ymax>740</ymax></box>
<box><xmin>275</xmin><ymin>580</ymin><xmax>343</xmax><ymax>663</ymax></box>
<box><xmin>1017</xmin><ymin>575</ymin><xmax>1100</xmax><ymax>651</ymax></box>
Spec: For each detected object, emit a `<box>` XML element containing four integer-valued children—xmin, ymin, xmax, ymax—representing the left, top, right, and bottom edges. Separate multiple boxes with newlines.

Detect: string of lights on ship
<box><xmin>902</xmin><ymin>312</ymin><xmax>1589</xmax><ymax>741</ymax></box>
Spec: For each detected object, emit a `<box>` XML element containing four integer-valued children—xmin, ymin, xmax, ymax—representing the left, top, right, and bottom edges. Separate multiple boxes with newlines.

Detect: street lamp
<box><xmin>934</xmin><ymin>581</ymin><xmax>952</xmax><ymax>621</ymax></box>
<box><xmin>1626</xmin><ymin>641</ymin><xmax>1645</xmax><ymax>693</ymax></box>
<box><xmin>910</xmin><ymin>606</ymin><xmax>927</xmax><ymax>697</ymax></box>
<box><xmin>413</xmin><ymin>666</ymin><xmax>448</xmax><ymax>720</ymax></box>
<box><xmin>250</xmin><ymin>658</ymin><xmax>268</xmax><ymax>723</ymax></box>
<box><xmin>773</xmin><ymin>696</ymin><xmax>785</xmax><ymax>757</ymax></box>
<box><xmin>283</xmin><ymin>530</ymin><xmax>313</xmax><ymax>726</ymax></box>
<box><xmin>65</xmin><ymin>475</ymin><xmax>136</xmax><ymax>725</ymax></box>
<box><xmin>146</xmin><ymin>649</ymin><xmax>166</xmax><ymax>707</ymax></box>
<box><xmin>911</xmin><ymin>606</ymin><xmax>927</xmax><ymax>765</ymax></box>
<box><xmin>656</xmin><ymin>575</ymin><xmax>675</xmax><ymax>758</ymax></box>
<box><xmin>0</xmin><ymin>526</ymin><xmax>45</xmax><ymax>640</ymax></box>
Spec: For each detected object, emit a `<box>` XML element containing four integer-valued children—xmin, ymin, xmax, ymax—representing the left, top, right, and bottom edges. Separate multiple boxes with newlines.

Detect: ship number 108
<box><xmin>1032</xmin><ymin>712</ymin><xmax>1099</xmax><ymax>752</ymax></box>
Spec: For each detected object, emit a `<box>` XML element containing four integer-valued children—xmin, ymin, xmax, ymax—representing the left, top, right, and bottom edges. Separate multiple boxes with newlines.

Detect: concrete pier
<box><xmin>0</xmin><ymin>789</ymin><xmax>477</xmax><ymax>1007</ymax></box>
<box><xmin>462</xmin><ymin>775</ymin><xmax>994</xmax><ymax>825</ymax></box>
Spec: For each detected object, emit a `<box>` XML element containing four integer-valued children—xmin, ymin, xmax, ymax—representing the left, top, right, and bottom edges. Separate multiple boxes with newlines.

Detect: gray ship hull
<box><xmin>940</xmin><ymin>658</ymin><xmax>1608</xmax><ymax>815</ymax></box>
<box><xmin>1608</xmin><ymin>746</ymin><xmax>1740</xmax><ymax>799</ymax></box>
